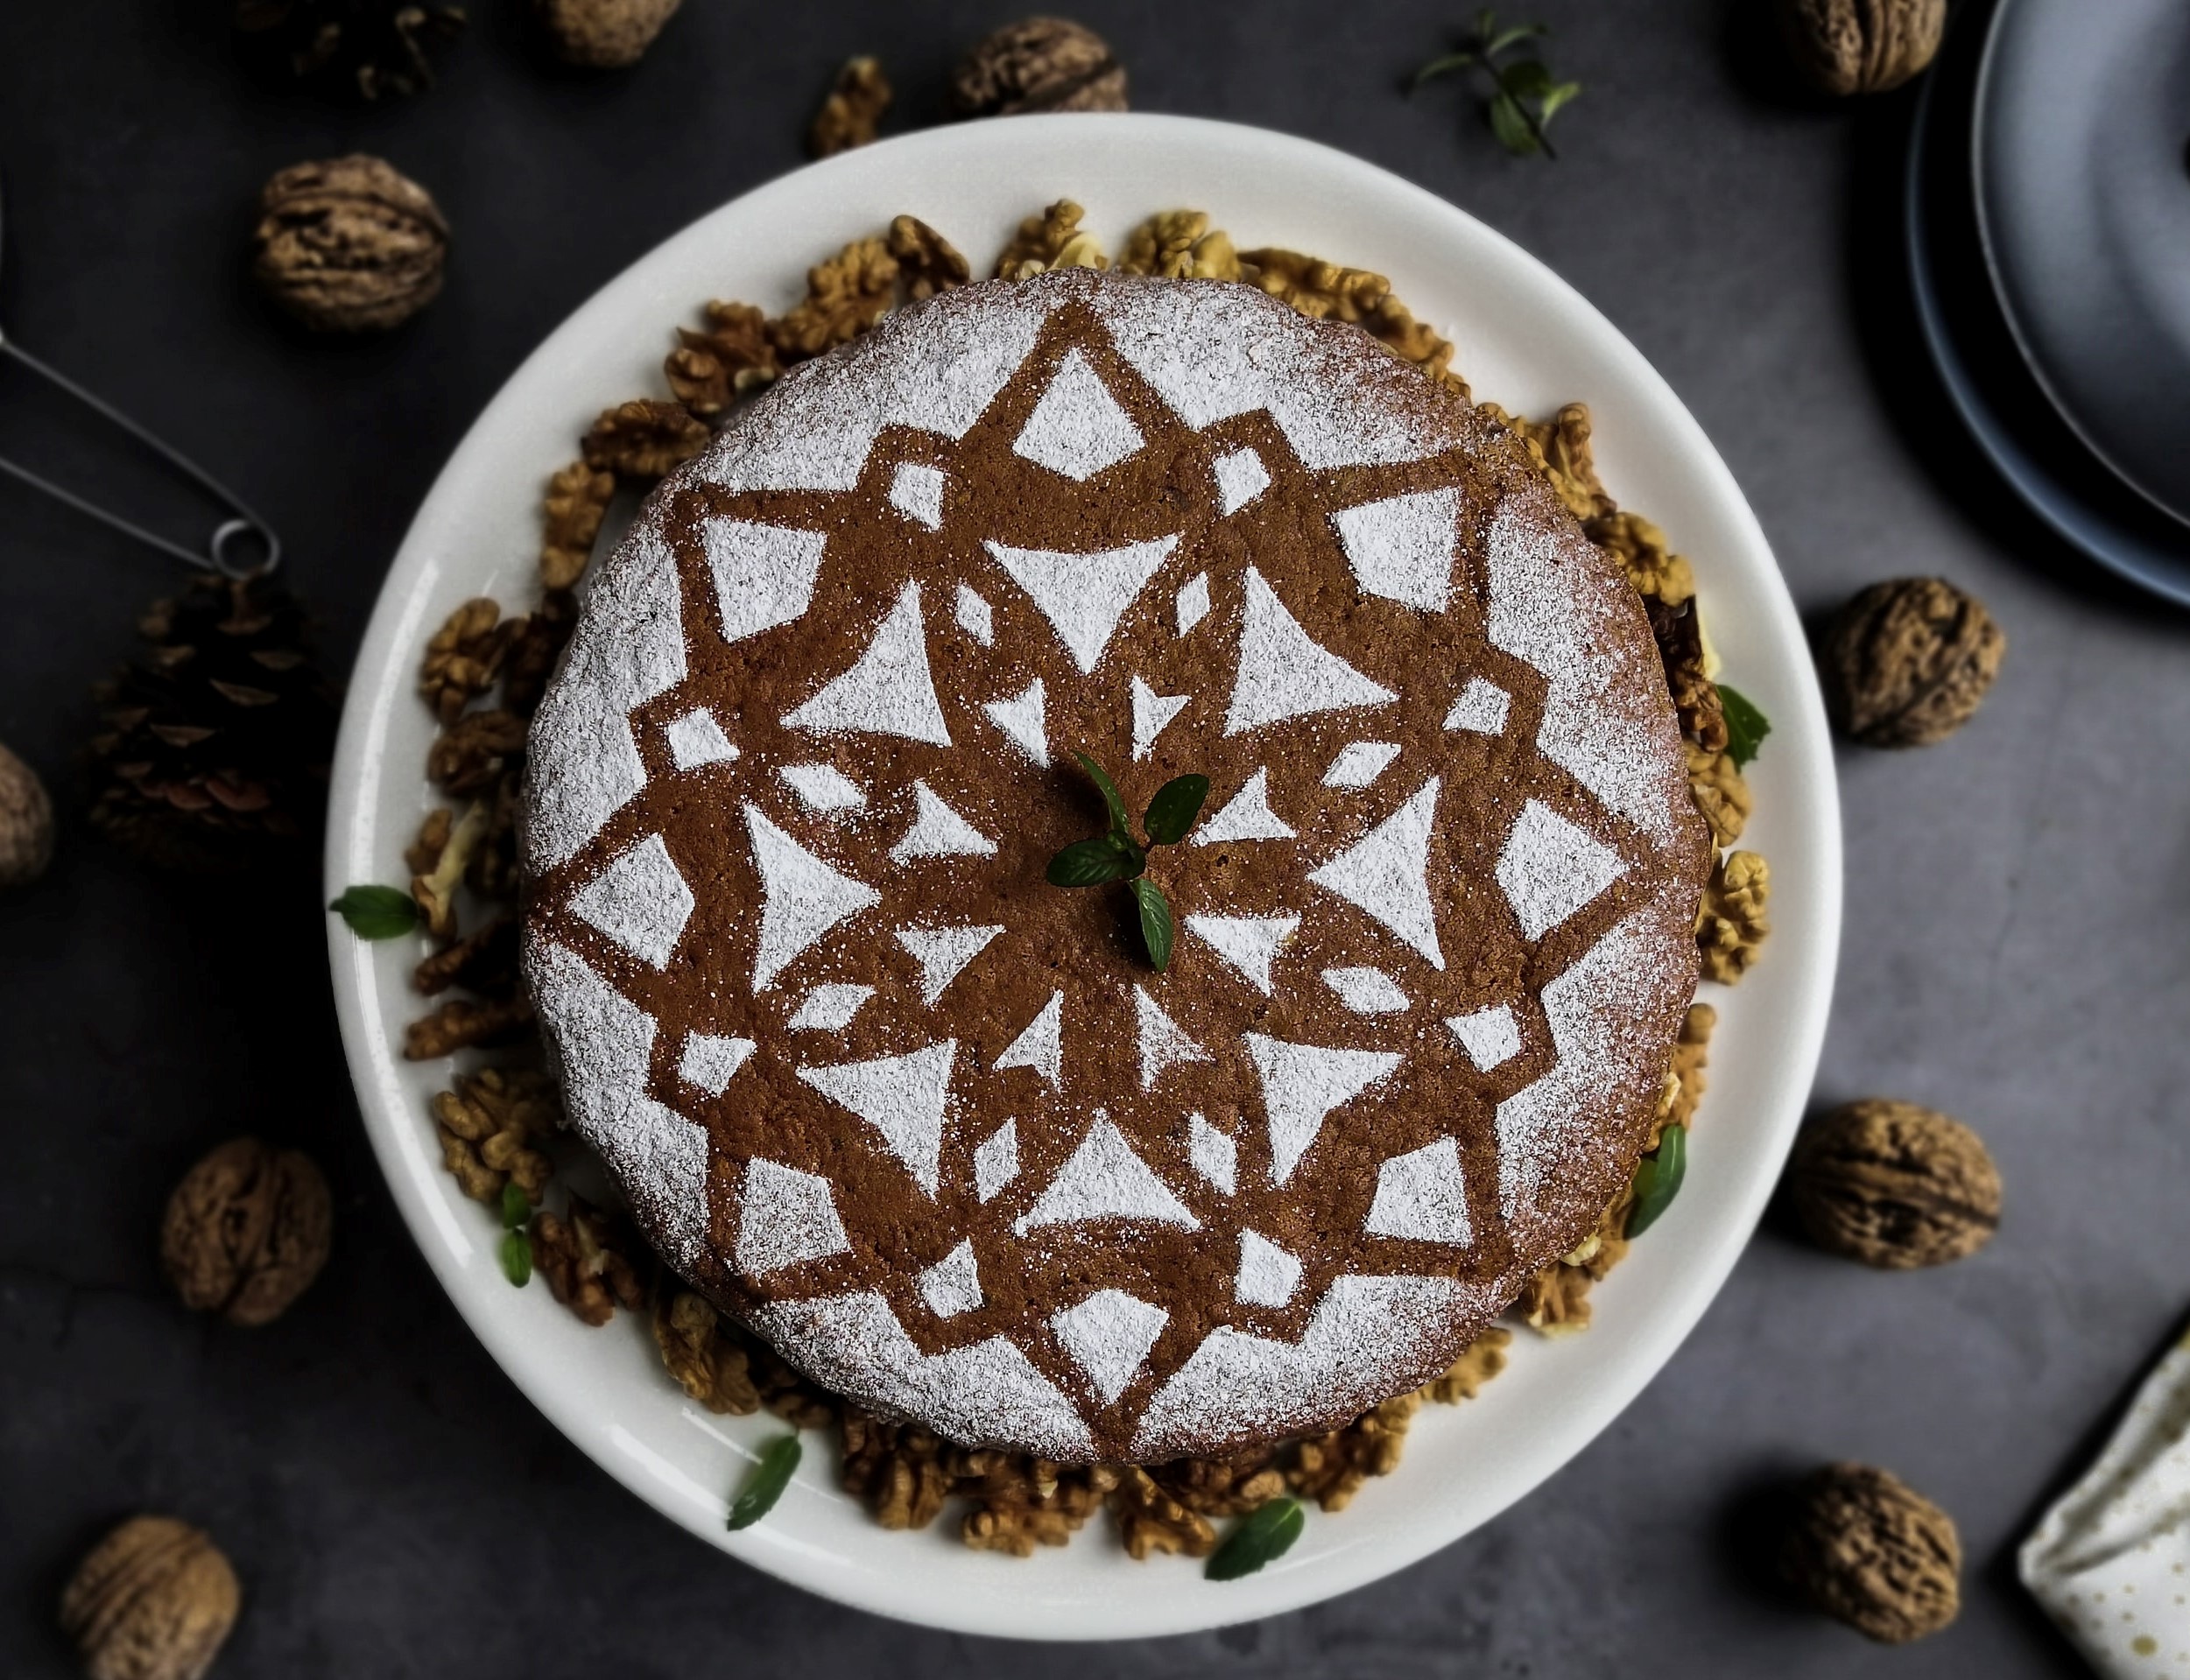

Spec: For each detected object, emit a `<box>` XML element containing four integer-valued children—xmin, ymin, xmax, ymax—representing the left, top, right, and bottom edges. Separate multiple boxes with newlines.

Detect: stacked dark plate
<box><xmin>1910</xmin><ymin>0</ymin><xmax>2190</xmax><ymax>605</ymax></box>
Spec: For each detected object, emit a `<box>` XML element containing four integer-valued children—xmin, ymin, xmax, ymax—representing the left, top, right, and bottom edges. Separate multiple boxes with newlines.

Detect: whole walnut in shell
<box><xmin>1786</xmin><ymin>1100</ymin><xmax>2000</xmax><ymax>1269</ymax></box>
<box><xmin>536</xmin><ymin>0</ymin><xmax>683</xmax><ymax>69</ymax></box>
<box><xmin>1778</xmin><ymin>0</ymin><xmax>1945</xmax><ymax>96</ymax></box>
<box><xmin>60</xmin><ymin>1515</ymin><xmax>240</xmax><ymax>1680</ymax></box>
<box><xmin>0</xmin><ymin>740</ymin><xmax>54</xmax><ymax>887</ymax></box>
<box><xmin>1780</xmin><ymin>1463</ymin><xmax>1961</xmax><ymax>1642</ymax></box>
<box><xmin>950</xmin><ymin>18</ymin><xmax>1128</xmax><ymax>117</ymax></box>
<box><xmin>160</xmin><ymin>1138</ymin><xmax>333</xmax><ymax>1325</ymax></box>
<box><xmin>251</xmin><ymin>155</ymin><xmax>449</xmax><ymax>333</ymax></box>
<box><xmin>1824</xmin><ymin>576</ymin><xmax>2004</xmax><ymax>747</ymax></box>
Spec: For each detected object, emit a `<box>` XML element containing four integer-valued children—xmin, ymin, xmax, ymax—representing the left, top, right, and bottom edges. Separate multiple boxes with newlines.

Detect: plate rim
<box><xmin>324</xmin><ymin>111</ymin><xmax>1842</xmax><ymax>1639</ymax></box>
<box><xmin>1970</xmin><ymin>0</ymin><xmax>2190</xmax><ymax>532</ymax></box>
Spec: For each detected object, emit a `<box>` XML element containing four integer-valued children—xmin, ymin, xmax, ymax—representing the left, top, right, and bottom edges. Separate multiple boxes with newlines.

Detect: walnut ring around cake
<box><xmin>520</xmin><ymin>268</ymin><xmax>1714</xmax><ymax>1465</ymax></box>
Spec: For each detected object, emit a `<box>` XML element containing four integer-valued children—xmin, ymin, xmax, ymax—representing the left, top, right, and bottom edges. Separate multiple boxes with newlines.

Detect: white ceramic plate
<box><xmin>326</xmin><ymin>115</ymin><xmax>1840</xmax><ymax>1641</ymax></box>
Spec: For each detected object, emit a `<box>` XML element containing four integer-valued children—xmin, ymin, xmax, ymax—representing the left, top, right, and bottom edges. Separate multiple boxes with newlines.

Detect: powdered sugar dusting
<box><xmin>1181</xmin><ymin>912</ymin><xmax>1299</xmax><ymax>995</ymax></box>
<box><xmin>1330</xmin><ymin>487</ymin><xmax>1458</xmax><ymax>610</ymax></box>
<box><xmin>1012</xmin><ymin>348</ymin><xmax>1145</xmax><ymax>480</ymax></box>
<box><xmin>1015</xmin><ymin>1115</ymin><xmax>1199</xmax><ymax>1234</ymax></box>
<box><xmin>1134</xmin><ymin>985</ymin><xmax>1211</xmax><ymax>1089</ymax></box>
<box><xmin>1306</xmin><ymin>778</ymin><xmax>1445</xmax><ymax>969</ymax></box>
<box><xmin>781</xmin><ymin>580</ymin><xmax>952</xmax><ymax>746</ymax></box>
<box><xmin>795</xmin><ymin>1040</ymin><xmax>958</xmax><ymax>1198</ymax></box>
<box><xmin>1244</xmin><ymin>1034</ymin><xmax>1405</xmax><ymax>1187</ymax></box>
<box><xmin>1496</xmin><ymin>896</ymin><xmax>1694</xmax><ymax>1224</ymax></box>
<box><xmin>755</xmin><ymin>1291</ymin><xmax>1094</xmax><ymax>1458</ymax></box>
<box><xmin>1052</xmin><ymin>1290</ymin><xmax>1169</xmax><ymax>1405</ymax></box>
<box><xmin>1496</xmin><ymin>798</ymin><xmax>1629</xmax><ymax>940</ymax></box>
<box><xmin>992</xmin><ymin>990</ymin><xmax>1062</xmax><ymax>1088</ymax></box>
<box><xmin>1447</xmin><ymin>1004</ymin><xmax>1522</xmax><ymax>1071</ymax></box>
<box><xmin>1236</xmin><ymin>1230</ymin><xmax>1302</xmax><ymax>1307</ymax></box>
<box><xmin>984</xmin><ymin>536</ymin><xmax>1177</xmax><ymax>674</ymax></box>
<box><xmin>736</xmin><ymin>1157</ymin><xmax>850</xmax><ymax>1276</ymax></box>
<box><xmin>567</xmin><ymin>833</ymin><xmax>694</xmax><ymax>969</ymax></box>
<box><xmin>1187</xmin><ymin>1112</ymin><xmax>1236</xmax><ymax>1194</ymax></box>
<box><xmin>1192</xmin><ymin>768</ymin><xmax>1294</xmax><ymax>844</ymax></box>
<box><xmin>1130</xmin><ymin>1275</ymin><xmax>1464</xmax><ymax>1461</ymax></box>
<box><xmin>1225</xmin><ymin>566</ymin><xmax>1396</xmax><ymax>735</ymax></box>
<box><xmin>524</xmin><ymin>934</ymin><xmax>710</xmax><ymax>1269</ymax></box>
<box><xmin>1363</xmin><ymin>1137</ymin><xmax>1474</xmax><ymax>1246</ymax></box>
<box><xmin>1488</xmin><ymin>498</ymin><xmax>1687</xmax><ymax>847</ymax></box>
<box><xmin>523</xmin><ymin>526</ymin><xmax>686</xmax><ymax>871</ymax></box>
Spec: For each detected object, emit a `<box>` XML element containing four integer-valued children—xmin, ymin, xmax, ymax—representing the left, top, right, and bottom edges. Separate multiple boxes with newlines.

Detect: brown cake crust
<box><xmin>520</xmin><ymin>269</ymin><xmax>1713</xmax><ymax>1462</ymax></box>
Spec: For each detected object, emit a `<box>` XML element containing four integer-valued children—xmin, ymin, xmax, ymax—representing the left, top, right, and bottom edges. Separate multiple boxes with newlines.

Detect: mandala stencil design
<box><xmin>521</xmin><ymin>271</ymin><xmax>1707</xmax><ymax>1460</ymax></box>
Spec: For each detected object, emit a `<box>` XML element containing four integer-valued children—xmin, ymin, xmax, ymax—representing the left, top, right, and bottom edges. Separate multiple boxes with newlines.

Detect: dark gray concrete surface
<box><xmin>4</xmin><ymin>2</ymin><xmax>2184</xmax><ymax>1673</ymax></box>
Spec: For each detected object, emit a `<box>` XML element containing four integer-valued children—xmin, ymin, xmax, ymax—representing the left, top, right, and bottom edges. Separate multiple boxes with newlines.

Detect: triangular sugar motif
<box><xmin>1183</xmin><ymin>914</ymin><xmax>1299</xmax><ymax>995</ymax></box>
<box><xmin>994</xmin><ymin>990</ymin><xmax>1063</xmax><ymax>1088</ymax></box>
<box><xmin>781</xmin><ymin>580</ymin><xmax>952</xmax><ymax>745</ymax></box>
<box><xmin>1243</xmin><ymin>1033</ymin><xmax>1404</xmax><ymax>1186</ymax></box>
<box><xmin>984</xmin><ymin>536</ymin><xmax>1177</xmax><ymax>673</ymax></box>
<box><xmin>1363</xmin><ymin>1137</ymin><xmax>1473</xmax><ymax>1245</ymax></box>
<box><xmin>1329</xmin><ymin>487</ymin><xmax>1458</xmax><ymax>610</ymax></box>
<box><xmin>982</xmin><ymin>678</ymin><xmax>1048</xmax><ymax>767</ymax></box>
<box><xmin>570</xmin><ymin>833</ymin><xmax>694</xmax><ymax>969</ymax></box>
<box><xmin>896</xmin><ymin>924</ymin><xmax>1003</xmax><ymax>1005</ymax></box>
<box><xmin>796</xmin><ymin>1041</ymin><xmax>958</xmax><ymax>1197</ymax></box>
<box><xmin>1051</xmin><ymin>1290</ymin><xmax>1167</xmax><ymax>1407</ymax></box>
<box><xmin>1306</xmin><ymin>778</ymin><xmax>1445</xmax><ymax>969</ymax></box>
<box><xmin>1130</xmin><ymin>676</ymin><xmax>1190</xmax><ymax>760</ymax></box>
<box><xmin>743</xmin><ymin>804</ymin><xmax>879</xmax><ymax>992</ymax></box>
<box><xmin>1015</xmin><ymin>1115</ymin><xmax>1199</xmax><ymax>1234</ymax></box>
<box><xmin>1192</xmin><ymin>768</ymin><xmax>1295</xmax><ymax>845</ymax></box>
<box><xmin>890</xmin><ymin>781</ymin><xmax>996</xmax><ymax>864</ymax></box>
<box><xmin>736</xmin><ymin>1158</ymin><xmax>849</xmax><ymax>1276</ymax></box>
<box><xmin>918</xmin><ymin>1240</ymin><xmax>983</xmax><ymax>1318</ymax></box>
<box><xmin>1134</xmin><ymin>986</ymin><xmax>1211</xmax><ymax>1090</ymax></box>
<box><xmin>1224</xmin><ymin>566</ymin><xmax>1396</xmax><ymax>735</ymax></box>
<box><xmin>1011</xmin><ymin>350</ymin><xmax>1144</xmax><ymax>481</ymax></box>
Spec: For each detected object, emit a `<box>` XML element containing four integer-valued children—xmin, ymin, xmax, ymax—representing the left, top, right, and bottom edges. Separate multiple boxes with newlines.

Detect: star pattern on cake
<box><xmin>523</xmin><ymin>274</ymin><xmax>1701</xmax><ymax>1461</ymax></box>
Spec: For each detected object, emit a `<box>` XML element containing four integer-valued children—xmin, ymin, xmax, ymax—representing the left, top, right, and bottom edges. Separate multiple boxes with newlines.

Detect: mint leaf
<box><xmin>1047</xmin><ymin>836</ymin><xmax>1137</xmax><ymax>888</ymax></box>
<box><xmin>1488</xmin><ymin>88</ymin><xmax>1539</xmax><ymax>154</ymax></box>
<box><xmin>1072</xmin><ymin>750</ymin><xmax>1133</xmax><ymax>840</ymax></box>
<box><xmin>500</xmin><ymin>1182</ymin><xmax>532</xmax><ymax>1229</ymax></box>
<box><xmin>1142</xmin><ymin>774</ymin><xmax>1210</xmax><ymax>846</ymax></box>
<box><xmin>330</xmin><ymin>884</ymin><xmax>421</xmax><ymax>939</ymax></box>
<box><xmin>728</xmin><ymin>1434</ymin><xmax>803</xmax><ymax>1531</ymax></box>
<box><xmin>1130</xmin><ymin>877</ymin><xmax>1176</xmax><ymax>973</ymax></box>
<box><xmin>1717</xmin><ymin>683</ymin><xmax>1772</xmax><ymax>769</ymax></box>
<box><xmin>498</xmin><ymin>1228</ymin><xmax>533</xmax><ymax>1287</ymax></box>
<box><xmin>1207</xmin><ymin>1497</ymin><xmax>1306</xmax><ymax>1580</ymax></box>
<box><xmin>1625</xmin><ymin>1123</ymin><xmax>1687</xmax><ymax>1237</ymax></box>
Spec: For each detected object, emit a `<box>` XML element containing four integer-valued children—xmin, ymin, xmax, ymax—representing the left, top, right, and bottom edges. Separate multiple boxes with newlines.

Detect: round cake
<box><xmin>520</xmin><ymin>267</ymin><xmax>1714</xmax><ymax>1464</ymax></box>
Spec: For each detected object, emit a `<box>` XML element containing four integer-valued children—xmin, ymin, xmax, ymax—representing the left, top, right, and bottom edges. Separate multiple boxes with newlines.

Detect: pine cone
<box><xmin>232</xmin><ymin>0</ymin><xmax>466</xmax><ymax>101</ymax></box>
<box><xmin>88</xmin><ymin>575</ymin><xmax>339</xmax><ymax>873</ymax></box>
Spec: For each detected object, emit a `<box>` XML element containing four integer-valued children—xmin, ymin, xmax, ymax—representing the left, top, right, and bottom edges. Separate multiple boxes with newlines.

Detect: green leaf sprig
<box><xmin>728</xmin><ymin>1434</ymin><xmax>804</xmax><ymax>1531</ymax></box>
<box><xmin>498</xmin><ymin>1182</ymin><xmax>534</xmax><ymax>1287</ymax></box>
<box><xmin>1716</xmin><ymin>683</ymin><xmax>1772</xmax><ymax>769</ymax></box>
<box><xmin>1412</xmin><ymin>11</ymin><xmax>1581</xmax><ymax>159</ymax></box>
<box><xmin>1046</xmin><ymin>751</ymin><xmax>1208</xmax><ymax>973</ymax></box>
<box><xmin>1624</xmin><ymin>1121</ymin><xmax>1687</xmax><ymax>1238</ymax></box>
<box><xmin>329</xmin><ymin>883</ymin><xmax>423</xmax><ymax>939</ymax></box>
<box><xmin>1206</xmin><ymin>1495</ymin><xmax>1306</xmax><ymax>1581</ymax></box>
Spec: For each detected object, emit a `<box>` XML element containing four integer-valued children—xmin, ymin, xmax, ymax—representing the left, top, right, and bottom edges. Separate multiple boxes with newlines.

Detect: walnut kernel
<box><xmin>1787</xmin><ymin>1100</ymin><xmax>2000</xmax><ymax>1269</ymax></box>
<box><xmin>1289</xmin><ymin>1392</ymin><xmax>1421</xmax><ymax>1511</ymax></box>
<box><xmin>252</xmin><ymin>154</ymin><xmax>448</xmax><ymax>333</ymax></box>
<box><xmin>769</xmin><ymin>237</ymin><xmax>899</xmax><ymax>361</ymax></box>
<box><xmin>665</xmin><ymin>301</ymin><xmax>779</xmax><ymax>418</ymax></box>
<box><xmin>160</xmin><ymin>1138</ymin><xmax>332</xmax><ymax>1326</ymax></box>
<box><xmin>1697</xmin><ymin>849</ymin><xmax>1770</xmax><ymax>983</ymax></box>
<box><xmin>1118</xmin><ymin>210</ymin><xmax>1242</xmax><ymax>282</ymax></box>
<box><xmin>652</xmin><ymin>1289</ymin><xmax>761</xmax><ymax>1413</ymax></box>
<box><xmin>539</xmin><ymin>460</ymin><xmax>614</xmax><ymax>590</ymax></box>
<box><xmin>532</xmin><ymin>1193</ymin><xmax>645</xmax><ymax>1325</ymax></box>
<box><xmin>1420</xmin><ymin>1326</ymin><xmax>1511</xmax><ymax>1404</ymax></box>
<box><xmin>419</xmin><ymin>598</ymin><xmax>506</xmax><ymax>726</ymax></box>
<box><xmin>1781</xmin><ymin>1462</ymin><xmax>1961</xmax><ymax>1642</ymax></box>
<box><xmin>60</xmin><ymin>1515</ymin><xmax>241</xmax><ymax>1680</ymax></box>
<box><xmin>841</xmin><ymin>1408</ymin><xmax>955</xmax><ymax>1530</ymax></box>
<box><xmin>1825</xmin><ymin>576</ymin><xmax>2004</xmax><ymax>747</ymax></box>
<box><xmin>992</xmin><ymin>200</ymin><xmax>1107</xmax><ymax>280</ymax></box>
<box><xmin>582</xmin><ymin>398</ymin><xmax>709</xmax><ymax>481</ymax></box>
<box><xmin>809</xmin><ymin>56</ymin><xmax>891</xmax><ymax>157</ymax></box>
<box><xmin>950</xmin><ymin>18</ymin><xmax>1128</xmax><ymax>116</ymax></box>
<box><xmin>886</xmin><ymin>216</ymin><xmax>971</xmax><ymax>303</ymax></box>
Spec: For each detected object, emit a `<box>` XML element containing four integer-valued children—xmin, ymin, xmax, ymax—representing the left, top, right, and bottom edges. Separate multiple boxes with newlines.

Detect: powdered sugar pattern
<box><xmin>788</xmin><ymin>982</ymin><xmax>873</xmax><ymax>1031</ymax></box>
<box><xmin>1236</xmin><ymin>1230</ymin><xmax>1302</xmax><ymax>1307</ymax></box>
<box><xmin>567</xmin><ymin>833</ymin><xmax>694</xmax><ymax>969</ymax></box>
<box><xmin>1015</xmin><ymin>1116</ymin><xmax>1199</xmax><ymax>1234</ymax></box>
<box><xmin>1496</xmin><ymin>798</ymin><xmax>1628</xmax><ymax>940</ymax></box>
<box><xmin>984</xmin><ymin>536</ymin><xmax>1177</xmax><ymax>674</ymax></box>
<box><xmin>1363</xmin><ymin>1138</ymin><xmax>1474</xmax><ymax>1245</ymax></box>
<box><xmin>973</xmin><ymin>1120</ymin><xmax>1019</xmax><ymax>1202</ymax></box>
<box><xmin>706</xmin><ymin>520</ymin><xmax>828</xmax><ymax>646</ymax></box>
<box><xmin>736</xmin><ymin>1157</ymin><xmax>849</xmax><ymax>1276</ymax></box>
<box><xmin>778</xmin><ymin>763</ymin><xmax>865</xmax><ymax>813</ymax></box>
<box><xmin>1182</xmin><ymin>912</ymin><xmax>1299</xmax><ymax>995</ymax></box>
<box><xmin>919</xmin><ymin>1240</ymin><xmax>983</xmax><ymax>1318</ymax></box>
<box><xmin>1244</xmin><ymin>1034</ymin><xmax>1405</xmax><ymax>1187</ymax></box>
<box><xmin>1134</xmin><ymin>985</ymin><xmax>1211</xmax><ymax>1089</ymax></box>
<box><xmin>1011</xmin><ymin>348</ymin><xmax>1145</xmax><ymax>480</ymax></box>
<box><xmin>796</xmin><ymin>1040</ymin><xmax>957</xmax><ymax>1198</ymax></box>
<box><xmin>982</xmin><ymin>678</ymin><xmax>1048</xmax><ymax>766</ymax></box>
<box><xmin>1052</xmin><ymin>1290</ymin><xmax>1168</xmax><ymax>1405</ymax></box>
<box><xmin>993</xmin><ymin>990</ymin><xmax>1063</xmax><ymax>1088</ymax></box>
<box><xmin>1188</xmin><ymin>1112</ymin><xmax>1236</xmax><ymax>1195</ymax></box>
<box><xmin>1331</xmin><ymin>487</ymin><xmax>1458</xmax><ymax>611</ymax></box>
<box><xmin>1213</xmin><ymin>446</ymin><xmax>1271</xmax><ymax>514</ymax></box>
<box><xmin>1225</xmin><ymin>566</ymin><xmax>1396</xmax><ymax>735</ymax></box>
<box><xmin>889</xmin><ymin>781</ymin><xmax>996</xmax><ymax>863</ymax></box>
<box><xmin>952</xmin><ymin>582</ymin><xmax>992</xmax><ymax>644</ymax></box>
<box><xmin>891</xmin><ymin>461</ymin><xmax>947</xmax><ymax>530</ymax></box>
<box><xmin>781</xmin><ymin>580</ymin><xmax>952</xmax><ymax>746</ymax></box>
<box><xmin>1447</xmin><ymin>1004</ymin><xmax>1522</xmax><ymax>1071</ymax></box>
<box><xmin>664</xmin><ymin>708</ymin><xmax>738</xmax><ymax>770</ymax></box>
<box><xmin>1174</xmin><ymin>571</ymin><xmax>1211</xmax><ymax>636</ymax></box>
<box><xmin>1306</xmin><ymin>778</ymin><xmax>1445</xmax><ymax>968</ymax></box>
<box><xmin>1444</xmin><ymin>676</ymin><xmax>1510</xmax><ymax>735</ymax></box>
<box><xmin>1323</xmin><ymin>741</ymin><xmax>1401</xmax><ymax>788</ymax></box>
<box><xmin>1323</xmin><ymin>967</ymin><xmax>1411</xmax><ymax>1014</ymax></box>
<box><xmin>896</xmin><ymin>923</ymin><xmax>1003</xmax><ymax>1005</ymax></box>
<box><xmin>1192</xmin><ymin>768</ymin><xmax>1294</xmax><ymax>844</ymax></box>
<box><xmin>1130</xmin><ymin>675</ymin><xmax>1190</xmax><ymax>761</ymax></box>
<box><xmin>678</xmin><ymin>1031</ymin><xmax>756</xmax><ymax>1096</ymax></box>
<box><xmin>743</xmin><ymin>804</ymin><xmax>879</xmax><ymax>993</ymax></box>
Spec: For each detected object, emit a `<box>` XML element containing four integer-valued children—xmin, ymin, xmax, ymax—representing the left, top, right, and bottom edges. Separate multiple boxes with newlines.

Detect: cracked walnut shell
<box><xmin>1825</xmin><ymin>576</ymin><xmax>2004</xmax><ymax>747</ymax></box>
<box><xmin>252</xmin><ymin>154</ymin><xmax>448</xmax><ymax>333</ymax></box>
<box><xmin>1787</xmin><ymin>1100</ymin><xmax>2001</xmax><ymax>1269</ymax></box>
<box><xmin>950</xmin><ymin>18</ymin><xmax>1127</xmax><ymax>116</ymax></box>
<box><xmin>0</xmin><ymin>740</ymin><xmax>54</xmax><ymax>887</ymax></box>
<box><xmin>1778</xmin><ymin>0</ymin><xmax>1945</xmax><ymax>97</ymax></box>
<box><xmin>537</xmin><ymin>0</ymin><xmax>682</xmax><ymax>68</ymax></box>
<box><xmin>160</xmin><ymin>1137</ymin><xmax>332</xmax><ymax>1326</ymax></box>
<box><xmin>1781</xmin><ymin>1463</ymin><xmax>1961</xmax><ymax>1643</ymax></box>
<box><xmin>60</xmin><ymin>1515</ymin><xmax>240</xmax><ymax>1680</ymax></box>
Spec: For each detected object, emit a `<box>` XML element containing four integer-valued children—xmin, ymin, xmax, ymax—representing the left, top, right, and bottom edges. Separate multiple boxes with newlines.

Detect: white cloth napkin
<box><xmin>2022</xmin><ymin>1328</ymin><xmax>2190</xmax><ymax>1677</ymax></box>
